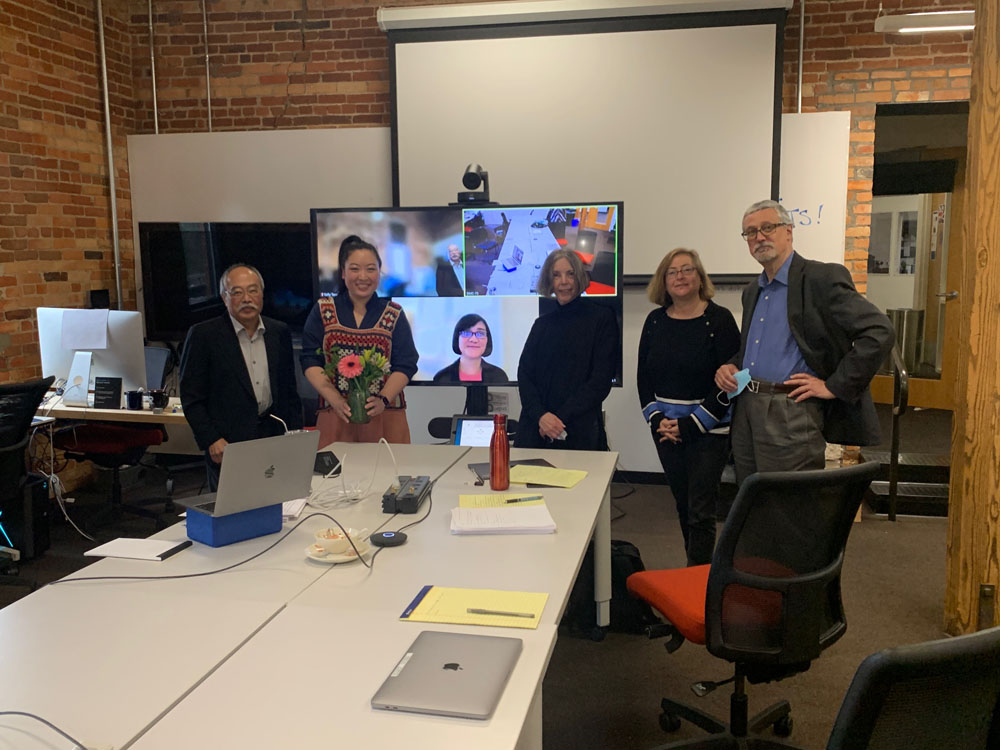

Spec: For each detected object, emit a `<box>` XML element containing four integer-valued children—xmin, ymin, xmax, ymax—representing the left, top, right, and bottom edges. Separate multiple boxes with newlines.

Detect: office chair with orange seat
<box><xmin>824</xmin><ymin>625</ymin><xmax>1000</xmax><ymax>750</ymax></box>
<box><xmin>626</xmin><ymin>461</ymin><xmax>879</xmax><ymax>748</ymax></box>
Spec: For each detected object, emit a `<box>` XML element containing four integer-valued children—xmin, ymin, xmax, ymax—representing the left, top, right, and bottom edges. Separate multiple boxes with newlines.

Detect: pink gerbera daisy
<box><xmin>337</xmin><ymin>354</ymin><xmax>363</xmax><ymax>378</ymax></box>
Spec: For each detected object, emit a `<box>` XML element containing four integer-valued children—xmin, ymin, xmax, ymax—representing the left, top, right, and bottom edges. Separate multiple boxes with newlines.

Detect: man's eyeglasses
<box><xmin>740</xmin><ymin>222</ymin><xmax>789</xmax><ymax>240</ymax></box>
<box><xmin>225</xmin><ymin>286</ymin><xmax>261</xmax><ymax>299</ymax></box>
<box><xmin>459</xmin><ymin>330</ymin><xmax>487</xmax><ymax>339</ymax></box>
<box><xmin>666</xmin><ymin>265</ymin><xmax>696</xmax><ymax>279</ymax></box>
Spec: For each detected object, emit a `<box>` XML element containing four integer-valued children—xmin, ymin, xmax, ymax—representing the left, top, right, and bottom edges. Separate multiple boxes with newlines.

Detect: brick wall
<box><xmin>0</xmin><ymin>0</ymin><xmax>135</xmax><ymax>383</ymax></box>
<box><xmin>0</xmin><ymin>0</ymin><xmax>974</xmax><ymax>383</ymax></box>
<box><xmin>782</xmin><ymin>0</ymin><xmax>973</xmax><ymax>290</ymax></box>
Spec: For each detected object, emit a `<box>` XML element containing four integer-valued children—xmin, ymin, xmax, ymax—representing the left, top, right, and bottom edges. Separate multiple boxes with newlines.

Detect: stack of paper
<box><xmin>450</xmin><ymin>505</ymin><xmax>556</xmax><ymax>535</ymax></box>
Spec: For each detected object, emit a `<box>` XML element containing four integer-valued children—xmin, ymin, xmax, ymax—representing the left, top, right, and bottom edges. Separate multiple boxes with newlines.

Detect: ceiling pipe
<box><xmin>95</xmin><ymin>0</ymin><xmax>123</xmax><ymax>310</ymax></box>
<box><xmin>797</xmin><ymin>0</ymin><xmax>804</xmax><ymax>113</ymax></box>
<box><xmin>202</xmin><ymin>0</ymin><xmax>213</xmax><ymax>132</ymax></box>
<box><xmin>149</xmin><ymin>0</ymin><xmax>159</xmax><ymax>133</ymax></box>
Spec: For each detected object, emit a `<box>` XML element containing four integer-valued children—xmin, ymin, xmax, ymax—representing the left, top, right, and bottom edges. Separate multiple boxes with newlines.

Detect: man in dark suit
<box><xmin>715</xmin><ymin>200</ymin><xmax>894</xmax><ymax>485</ymax></box>
<box><xmin>180</xmin><ymin>263</ymin><xmax>303</xmax><ymax>489</ymax></box>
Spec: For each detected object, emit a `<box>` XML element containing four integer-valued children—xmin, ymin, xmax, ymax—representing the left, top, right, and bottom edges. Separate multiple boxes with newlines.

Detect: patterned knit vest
<box><xmin>318</xmin><ymin>297</ymin><xmax>402</xmax><ymax>400</ymax></box>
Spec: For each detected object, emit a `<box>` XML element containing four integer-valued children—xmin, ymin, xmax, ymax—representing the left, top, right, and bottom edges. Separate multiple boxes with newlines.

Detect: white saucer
<box><xmin>305</xmin><ymin>541</ymin><xmax>371</xmax><ymax>564</ymax></box>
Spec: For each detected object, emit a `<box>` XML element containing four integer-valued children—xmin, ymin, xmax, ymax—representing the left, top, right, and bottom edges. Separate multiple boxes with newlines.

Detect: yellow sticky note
<box><xmin>401</xmin><ymin>586</ymin><xmax>548</xmax><ymax>629</ymax></box>
<box><xmin>508</xmin><ymin>464</ymin><xmax>587</xmax><ymax>488</ymax></box>
<box><xmin>459</xmin><ymin>494</ymin><xmax>545</xmax><ymax>508</ymax></box>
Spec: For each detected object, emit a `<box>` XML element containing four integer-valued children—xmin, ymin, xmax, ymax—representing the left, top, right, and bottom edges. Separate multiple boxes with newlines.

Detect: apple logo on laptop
<box><xmin>264</xmin><ymin>465</ymin><xmax>275</xmax><ymax>479</ymax></box>
<box><xmin>442</xmin><ymin>662</ymin><xmax>462</xmax><ymax>671</ymax></box>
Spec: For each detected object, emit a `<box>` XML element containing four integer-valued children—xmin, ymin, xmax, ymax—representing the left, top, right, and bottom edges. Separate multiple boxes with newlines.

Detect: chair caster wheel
<box><xmin>773</xmin><ymin>714</ymin><xmax>793</xmax><ymax>737</ymax></box>
<box><xmin>589</xmin><ymin>626</ymin><xmax>606</xmax><ymax>642</ymax></box>
<box><xmin>659</xmin><ymin>711</ymin><xmax>681</xmax><ymax>732</ymax></box>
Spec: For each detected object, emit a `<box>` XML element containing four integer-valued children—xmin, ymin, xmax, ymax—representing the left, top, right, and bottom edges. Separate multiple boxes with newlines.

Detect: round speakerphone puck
<box><xmin>370</xmin><ymin>531</ymin><xmax>407</xmax><ymax>547</ymax></box>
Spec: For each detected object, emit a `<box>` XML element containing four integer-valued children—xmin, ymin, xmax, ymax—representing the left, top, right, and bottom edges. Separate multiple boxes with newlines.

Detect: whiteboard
<box><xmin>778</xmin><ymin>111</ymin><xmax>851</xmax><ymax>265</ymax></box>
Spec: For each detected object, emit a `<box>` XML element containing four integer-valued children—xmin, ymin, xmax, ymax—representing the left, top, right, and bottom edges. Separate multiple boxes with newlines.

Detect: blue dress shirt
<box><xmin>742</xmin><ymin>253</ymin><xmax>816</xmax><ymax>383</ymax></box>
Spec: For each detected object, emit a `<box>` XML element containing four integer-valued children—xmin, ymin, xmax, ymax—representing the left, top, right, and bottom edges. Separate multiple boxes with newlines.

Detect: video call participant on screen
<box><xmin>300</xmin><ymin>235</ymin><xmax>418</xmax><ymax>446</ymax></box>
<box><xmin>432</xmin><ymin>314</ymin><xmax>509</xmax><ymax>384</ymax></box>
<box><xmin>434</xmin><ymin>243</ymin><xmax>465</xmax><ymax>297</ymax></box>
<box><xmin>179</xmin><ymin>263</ymin><xmax>304</xmax><ymax>491</ymax></box>
<box><xmin>637</xmin><ymin>248</ymin><xmax>740</xmax><ymax>566</ymax></box>
<box><xmin>715</xmin><ymin>199</ymin><xmax>894</xmax><ymax>485</ymax></box>
<box><xmin>515</xmin><ymin>249</ymin><xmax>618</xmax><ymax>451</ymax></box>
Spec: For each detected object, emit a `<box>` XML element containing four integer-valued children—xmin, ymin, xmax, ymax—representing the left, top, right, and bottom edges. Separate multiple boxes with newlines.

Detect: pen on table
<box><xmin>467</xmin><ymin>608</ymin><xmax>536</xmax><ymax>619</ymax></box>
<box><xmin>506</xmin><ymin>495</ymin><xmax>543</xmax><ymax>504</ymax></box>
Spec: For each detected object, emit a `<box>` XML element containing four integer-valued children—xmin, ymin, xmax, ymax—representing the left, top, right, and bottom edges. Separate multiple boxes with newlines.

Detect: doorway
<box><xmin>868</xmin><ymin>102</ymin><xmax>968</xmax><ymax>410</ymax></box>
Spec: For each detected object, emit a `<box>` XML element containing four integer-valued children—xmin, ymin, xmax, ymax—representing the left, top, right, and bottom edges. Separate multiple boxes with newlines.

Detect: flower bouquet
<box><xmin>321</xmin><ymin>347</ymin><xmax>391</xmax><ymax>424</ymax></box>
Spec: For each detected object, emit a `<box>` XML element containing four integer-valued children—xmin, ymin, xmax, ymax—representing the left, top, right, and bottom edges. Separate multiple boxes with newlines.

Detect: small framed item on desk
<box><xmin>93</xmin><ymin>376</ymin><xmax>122</xmax><ymax>409</ymax></box>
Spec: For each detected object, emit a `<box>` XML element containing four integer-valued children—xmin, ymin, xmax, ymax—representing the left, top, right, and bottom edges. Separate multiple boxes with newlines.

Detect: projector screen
<box><xmin>390</xmin><ymin>11</ymin><xmax>784</xmax><ymax>279</ymax></box>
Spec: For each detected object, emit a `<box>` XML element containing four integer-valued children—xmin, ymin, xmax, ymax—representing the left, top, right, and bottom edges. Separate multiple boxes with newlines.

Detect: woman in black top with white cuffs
<box><xmin>637</xmin><ymin>248</ymin><xmax>740</xmax><ymax>566</ymax></box>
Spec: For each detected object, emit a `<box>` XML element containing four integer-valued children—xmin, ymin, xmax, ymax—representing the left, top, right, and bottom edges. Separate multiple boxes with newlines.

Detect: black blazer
<box><xmin>179</xmin><ymin>314</ymin><xmax>303</xmax><ymax>451</ymax></box>
<box><xmin>736</xmin><ymin>252</ymin><xmax>894</xmax><ymax>446</ymax></box>
<box><xmin>432</xmin><ymin>359</ymin><xmax>509</xmax><ymax>384</ymax></box>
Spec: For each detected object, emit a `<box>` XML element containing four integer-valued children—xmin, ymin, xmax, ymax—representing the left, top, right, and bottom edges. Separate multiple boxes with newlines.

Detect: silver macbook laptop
<box><xmin>179</xmin><ymin>431</ymin><xmax>319</xmax><ymax>517</ymax></box>
<box><xmin>371</xmin><ymin>630</ymin><xmax>522</xmax><ymax>720</ymax></box>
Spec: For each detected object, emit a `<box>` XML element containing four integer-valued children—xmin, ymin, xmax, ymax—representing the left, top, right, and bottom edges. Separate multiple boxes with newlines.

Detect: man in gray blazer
<box><xmin>180</xmin><ymin>264</ymin><xmax>303</xmax><ymax>490</ymax></box>
<box><xmin>715</xmin><ymin>200</ymin><xmax>894</xmax><ymax>485</ymax></box>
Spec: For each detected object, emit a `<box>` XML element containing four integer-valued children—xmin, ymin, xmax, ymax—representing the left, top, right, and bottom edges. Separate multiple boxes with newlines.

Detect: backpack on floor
<box><xmin>562</xmin><ymin>539</ymin><xmax>659</xmax><ymax>639</ymax></box>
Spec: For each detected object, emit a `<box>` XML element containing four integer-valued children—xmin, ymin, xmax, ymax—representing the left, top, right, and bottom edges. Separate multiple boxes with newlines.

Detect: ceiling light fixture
<box><xmin>874</xmin><ymin>10</ymin><xmax>974</xmax><ymax>34</ymax></box>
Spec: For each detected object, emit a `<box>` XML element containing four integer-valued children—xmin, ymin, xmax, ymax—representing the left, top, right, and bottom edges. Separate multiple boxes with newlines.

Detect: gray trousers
<box><xmin>730</xmin><ymin>390</ymin><xmax>827</xmax><ymax>486</ymax></box>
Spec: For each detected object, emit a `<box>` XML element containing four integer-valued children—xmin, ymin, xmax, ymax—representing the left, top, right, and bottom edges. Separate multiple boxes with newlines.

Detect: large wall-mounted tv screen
<box><xmin>138</xmin><ymin>222</ymin><xmax>317</xmax><ymax>342</ymax></box>
<box><xmin>310</xmin><ymin>203</ymin><xmax>623</xmax><ymax>387</ymax></box>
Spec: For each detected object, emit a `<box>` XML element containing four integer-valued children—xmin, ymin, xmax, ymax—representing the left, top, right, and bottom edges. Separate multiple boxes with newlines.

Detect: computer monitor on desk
<box><xmin>37</xmin><ymin>307</ymin><xmax>146</xmax><ymax>399</ymax></box>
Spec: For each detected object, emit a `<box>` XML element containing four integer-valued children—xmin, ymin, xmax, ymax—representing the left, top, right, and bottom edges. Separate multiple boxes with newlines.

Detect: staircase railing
<box><xmin>888</xmin><ymin>344</ymin><xmax>909</xmax><ymax>522</ymax></box>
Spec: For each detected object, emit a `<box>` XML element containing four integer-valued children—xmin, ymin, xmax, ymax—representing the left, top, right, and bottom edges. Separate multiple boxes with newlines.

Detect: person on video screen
<box><xmin>432</xmin><ymin>314</ymin><xmax>509</xmax><ymax>383</ymax></box>
<box><xmin>515</xmin><ymin>249</ymin><xmax>618</xmax><ymax>451</ymax></box>
<box><xmin>435</xmin><ymin>243</ymin><xmax>466</xmax><ymax>297</ymax></box>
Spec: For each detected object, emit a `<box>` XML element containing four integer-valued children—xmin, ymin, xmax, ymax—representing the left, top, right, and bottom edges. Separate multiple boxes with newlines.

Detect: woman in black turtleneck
<box><xmin>515</xmin><ymin>249</ymin><xmax>619</xmax><ymax>451</ymax></box>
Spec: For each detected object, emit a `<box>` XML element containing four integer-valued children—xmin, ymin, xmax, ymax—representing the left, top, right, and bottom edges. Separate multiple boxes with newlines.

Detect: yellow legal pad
<box><xmin>400</xmin><ymin>585</ymin><xmax>548</xmax><ymax>629</ymax></box>
<box><xmin>508</xmin><ymin>464</ymin><xmax>587</xmax><ymax>488</ymax></box>
<box><xmin>458</xmin><ymin>494</ymin><xmax>545</xmax><ymax>508</ymax></box>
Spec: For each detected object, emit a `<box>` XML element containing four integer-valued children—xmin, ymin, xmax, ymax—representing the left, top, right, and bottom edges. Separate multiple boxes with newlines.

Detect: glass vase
<box><xmin>347</xmin><ymin>388</ymin><xmax>370</xmax><ymax>424</ymax></box>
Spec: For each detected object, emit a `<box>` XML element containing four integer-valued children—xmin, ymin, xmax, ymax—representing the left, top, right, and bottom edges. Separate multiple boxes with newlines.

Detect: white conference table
<box><xmin>0</xmin><ymin>442</ymin><xmax>614</xmax><ymax>750</ymax></box>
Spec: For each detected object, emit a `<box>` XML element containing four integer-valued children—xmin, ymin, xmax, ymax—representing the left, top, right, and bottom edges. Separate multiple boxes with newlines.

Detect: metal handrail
<box><xmin>888</xmin><ymin>345</ymin><xmax>909</xmax><ymax>521</ymax></box>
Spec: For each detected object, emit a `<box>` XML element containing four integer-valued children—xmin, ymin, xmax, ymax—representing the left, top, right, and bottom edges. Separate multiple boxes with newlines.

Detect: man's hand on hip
<box><xmin>209</xmin><ymin>438</ymin><xmax>228</xmax><ymax>463</ymax></box>
<box><xmin>784</xmin><ymin>373</ymin><xmax>835</xmax><ymax>402</ymax></box>
<box><xmin>715</xmin><ymin>363</ymin><xmax>739</xmax><ymax>392</ymax></box>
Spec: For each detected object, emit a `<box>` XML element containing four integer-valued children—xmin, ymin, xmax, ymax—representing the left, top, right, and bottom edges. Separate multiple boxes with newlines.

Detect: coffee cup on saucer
<box><xmin>314</xmin><ymin>527</ymin><xmax>368</xmax><ymax>556</ymax></box>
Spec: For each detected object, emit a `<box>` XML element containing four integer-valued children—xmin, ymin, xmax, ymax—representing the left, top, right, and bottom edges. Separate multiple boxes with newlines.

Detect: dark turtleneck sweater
<box><xmin>515</xmin><ymin>296</ymin><xmax>619</xmax><ymax>450</ymax></box>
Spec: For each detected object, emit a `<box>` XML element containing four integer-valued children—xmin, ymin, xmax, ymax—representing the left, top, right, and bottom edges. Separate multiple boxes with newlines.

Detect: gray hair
<box><xmin>219</xmin><ymin>263</ymin><xmax>265</xmax><ymax>296</ymax></box>
<box><xmin>742</xmin><ymin>200</ymin><xmax>792</xmax><ymax>225</ymax></box>
<box><xmin>537</xmin><ymin>249</ymin><xmax>588</xmax><ymax>299</ymax></box>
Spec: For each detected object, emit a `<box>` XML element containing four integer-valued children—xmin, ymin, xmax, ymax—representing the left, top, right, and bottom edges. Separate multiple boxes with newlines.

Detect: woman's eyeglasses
<box><xmin>459</xmin><ymin>330</ymin><xmax>488</xmax><ymax>339</ymax></box>
<box><xmin>666</xmin><ymin>266</ymin><xmax>696</xmax><ymax>279</ymax></box>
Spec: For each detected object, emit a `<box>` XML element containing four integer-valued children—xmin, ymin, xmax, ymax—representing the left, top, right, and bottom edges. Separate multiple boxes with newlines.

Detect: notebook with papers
<box><xmin>371</xmin><ymin>630</ymin><xmax>522</xmax><ymax>720</ymax></box>
<box><xmin>177</xmin><ymin>431</ymin><xmax>319</xmax><ymax>517</ymax></box>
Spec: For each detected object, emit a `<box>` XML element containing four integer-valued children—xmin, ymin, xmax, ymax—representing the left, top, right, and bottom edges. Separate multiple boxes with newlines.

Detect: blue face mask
<box><xmin>730</xmin><ymin>368</ymin><xmax>752</xmax><ymax>396</ymax></box>
<box><xmin>716</xmin><ymin>368</ymin><xmax>752</xmax><ymax>406</ymax></box>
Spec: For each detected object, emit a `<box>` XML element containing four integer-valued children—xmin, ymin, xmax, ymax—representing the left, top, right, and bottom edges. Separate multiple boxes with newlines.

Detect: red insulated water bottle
<box><xmin>489</xmin><ymin>414</ymin><xmax>510</xmax><ymax>491</ymax></box>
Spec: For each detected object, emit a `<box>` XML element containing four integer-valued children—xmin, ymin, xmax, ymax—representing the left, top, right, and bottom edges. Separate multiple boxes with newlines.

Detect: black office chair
<box><xmin>0</xmin><ymin>376</ymin><xmax>55</xmax><ymax>590</ymax></box>
<box><xmin>825</xmin><ymin>626</ymin><xmax>1000</xmax><ymax>749</ymax></box>
<box><xmin>627</xmin><ymin>462</ymin><xmax>880</xmax><ymax>748</ymax></box>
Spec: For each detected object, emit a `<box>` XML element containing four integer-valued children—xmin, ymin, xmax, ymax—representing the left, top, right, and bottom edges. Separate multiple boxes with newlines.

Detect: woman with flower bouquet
<box><xmin>300</xmin><ymin>236</ymin><xmax>418</xmax><ymax>446</ymax></box>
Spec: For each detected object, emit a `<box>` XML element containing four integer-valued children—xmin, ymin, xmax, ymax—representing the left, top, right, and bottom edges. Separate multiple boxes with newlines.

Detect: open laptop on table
<box><xmin>371</xmin><ymin>630</ymin><xmax>522</xmax><ymax>720</ymax></box>
<box><xmin>178</xmin><ymin>430</ymin><xmax>319</xmax><ymax>516</ymax></box>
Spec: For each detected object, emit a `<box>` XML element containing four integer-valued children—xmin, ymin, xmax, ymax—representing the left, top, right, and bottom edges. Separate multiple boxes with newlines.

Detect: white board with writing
<box><xmin>779</xmin><ymin>111</ymin><xmax>851</xmax><ymax>266</ymax></box>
